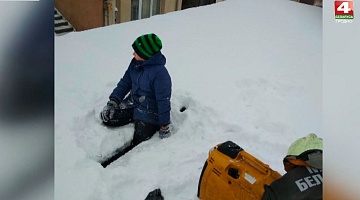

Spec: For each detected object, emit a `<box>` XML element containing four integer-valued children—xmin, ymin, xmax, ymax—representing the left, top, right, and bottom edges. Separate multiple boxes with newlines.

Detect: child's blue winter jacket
<box><xmin>109</xmin><ymin>52</ymin><xmax>172</xmax><ymax>126</ymax></box>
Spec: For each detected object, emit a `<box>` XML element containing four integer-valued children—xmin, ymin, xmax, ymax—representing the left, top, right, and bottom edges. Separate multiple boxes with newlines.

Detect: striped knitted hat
<box><xmin>132</xmin><ymin>33</ymin><xmax>162</xmax><ymax>60</ymax></box>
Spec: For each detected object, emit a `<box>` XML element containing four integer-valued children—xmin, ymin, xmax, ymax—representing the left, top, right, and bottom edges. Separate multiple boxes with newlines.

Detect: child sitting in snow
<box><xmin>100</xmin><ymin>33</ymin><xmax>172</xmax><ymax>167</ymax></box>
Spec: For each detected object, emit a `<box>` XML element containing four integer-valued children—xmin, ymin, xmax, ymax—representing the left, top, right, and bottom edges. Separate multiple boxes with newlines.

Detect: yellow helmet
<box><xmin>287</xmin><ymin>133</ymin><xmax>323</xmax><ymax>157</ymax></box>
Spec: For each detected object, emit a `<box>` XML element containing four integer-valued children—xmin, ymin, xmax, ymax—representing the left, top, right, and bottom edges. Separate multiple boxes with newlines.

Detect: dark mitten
<box><xmin>100</xmin><ymin>100</ymin><xmax>119</xmax><ymax>122</ymax></box>
<box><xmin>159</xmin><ymin>127</ymin><xmax>171</xmax><ymax>139</ymax></box>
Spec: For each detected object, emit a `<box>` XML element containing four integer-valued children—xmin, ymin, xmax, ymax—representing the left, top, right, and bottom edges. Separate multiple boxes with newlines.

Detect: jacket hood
<box><xmin>305</xmin><ymin>151</ymin><xmax>322</xmax><ymax>170</ymax></box>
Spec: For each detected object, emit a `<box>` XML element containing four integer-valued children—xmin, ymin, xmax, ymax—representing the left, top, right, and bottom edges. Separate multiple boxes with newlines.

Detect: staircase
<box><xmin>55</xmin><ymin>8</ymin><xmax>75</xmax><ymax>34</ymax></box>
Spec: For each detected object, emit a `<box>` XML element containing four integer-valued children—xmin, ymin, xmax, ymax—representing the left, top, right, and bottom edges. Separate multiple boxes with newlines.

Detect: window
<box><xmin>131</xmin><ymin>0</ymin><xmax>139</xmax><ymax>20</ymax></box>
<box><xmin>182</xmin><ymin>0</ymin><xmax>216</xmax><ymax>10</ymax></box>
<box><xmin>131</xmin><ymin>0</ymin><xmax>161</xmax><ymax>20</ymax></box>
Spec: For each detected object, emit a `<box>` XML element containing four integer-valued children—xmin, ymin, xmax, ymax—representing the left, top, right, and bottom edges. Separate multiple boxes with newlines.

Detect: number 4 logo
<box><xmin>335</xmin><ymin>1</ymin><xmax>354</xmax><ymax>15</ymax></box>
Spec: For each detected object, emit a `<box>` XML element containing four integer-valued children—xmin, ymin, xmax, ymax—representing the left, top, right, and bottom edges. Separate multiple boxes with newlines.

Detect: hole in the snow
<box><xmin>180</xmin><ymin>106</ymin><xmax>187</xmax><ymax>112</ymax></box>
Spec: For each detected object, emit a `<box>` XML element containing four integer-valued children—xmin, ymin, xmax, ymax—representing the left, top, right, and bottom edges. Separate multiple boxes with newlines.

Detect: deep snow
<box><xmin>55</xmin><ymin>0</ymin><xmax>322</xmax><ymax>199</ymax></box>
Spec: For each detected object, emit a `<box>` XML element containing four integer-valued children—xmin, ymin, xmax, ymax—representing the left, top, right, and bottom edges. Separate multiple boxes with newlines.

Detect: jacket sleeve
<box><xmin>154</xmin><ymin>67</ymin><xmax>172</xmax><ymax>126</ymax></box>
<box><xmin>109</xmin><ymin>66</ymin><xmax>132</xmax><ymax>103</ymax></box>
<box><xmin>261</xmin><ymin>185</ymin><xmax>278</xmax><ymax>200</ymax></box>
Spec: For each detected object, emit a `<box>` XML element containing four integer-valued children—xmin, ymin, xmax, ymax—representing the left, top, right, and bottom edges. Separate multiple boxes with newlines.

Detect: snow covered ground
<box><xmin>55</xmin><ymin>0</ymin><xmax>322</xmax><ymax>199</ymax></box>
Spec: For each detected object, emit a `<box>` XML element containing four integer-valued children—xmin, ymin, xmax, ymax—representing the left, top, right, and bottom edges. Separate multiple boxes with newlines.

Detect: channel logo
<box><xmin>335</xmin><ymin>0</ymin><xmax>354</xmax><ymax>23</ymax></box>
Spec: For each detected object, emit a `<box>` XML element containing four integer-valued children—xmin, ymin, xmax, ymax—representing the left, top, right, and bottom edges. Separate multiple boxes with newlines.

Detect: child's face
<box><xmin>133</xmin><ymin>52</ymin><xmax>145</xmax><ymax>61</ymax></box>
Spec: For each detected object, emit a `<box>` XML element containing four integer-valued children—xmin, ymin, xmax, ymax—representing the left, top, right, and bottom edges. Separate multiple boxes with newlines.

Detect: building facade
<box><xmin>55</xmin><ymin>0</ymin><xmax>224</xmax><ymax>32</ymax></box>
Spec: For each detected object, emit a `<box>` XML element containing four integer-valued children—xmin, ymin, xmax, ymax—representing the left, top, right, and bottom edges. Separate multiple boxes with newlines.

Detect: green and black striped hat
<box><xmin>132</xmin><ymin>33</ymin><xmax>162</xmax><ymax>60</ymax></box>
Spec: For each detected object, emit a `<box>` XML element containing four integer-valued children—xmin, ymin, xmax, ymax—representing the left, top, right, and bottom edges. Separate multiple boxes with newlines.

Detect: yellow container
<box><xmin>197</xmin><ymin>141</ymin><xmax>282</xmax><ymax>200</ymax></box>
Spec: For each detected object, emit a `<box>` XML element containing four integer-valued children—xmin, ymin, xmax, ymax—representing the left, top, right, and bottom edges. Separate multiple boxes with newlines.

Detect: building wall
<box><xmin>163</xmin><ymin>0</ymin><xmax>182</xmax><ymax>14</ymax></box>
<box><xmin>116</xmin><ymin>0</ymin><xmax>181</xmax><ymax>24</ymax></box>
<box><xmin>118</xmin><ymin>0</ymin><xmax>132</xmax><ymax>23</ymax></box>
<box><xmin>55</xmin><ymin>0</ymin><xmax>103</xmax><ymax>31</ymax></box>
<box><xmin>292</xmin><ymin>0</ymin><xmax>322</xmax><ymax>7</ymax></box>
<box><xmin>55</xmin><ymin>0</ymin><xmax>196</xmax><ymax>31</ymax></box>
